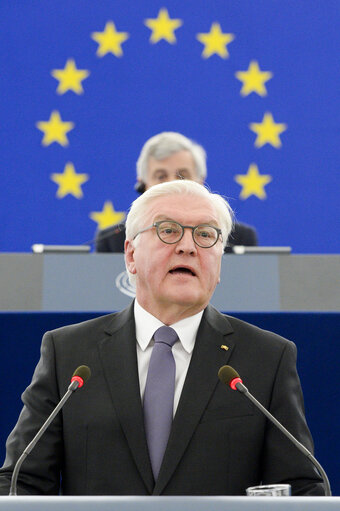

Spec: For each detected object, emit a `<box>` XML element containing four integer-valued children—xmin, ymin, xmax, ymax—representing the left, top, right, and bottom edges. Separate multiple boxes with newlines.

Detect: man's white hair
<box><xmin>136</xmin><ymin>132</ymin><xmax>207</xmax><ymax>183</ymax></box>
<box><xmin>125</xmin><ymin>180</ymin><xmax>233</xmax><ymax>285</ymax></box>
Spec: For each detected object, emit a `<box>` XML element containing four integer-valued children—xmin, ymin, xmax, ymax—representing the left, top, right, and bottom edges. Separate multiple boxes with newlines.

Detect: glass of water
<box><xmin>246</xmin><ymin>484</ymin><xmax>291</xmax><ymax>496</ymax></box>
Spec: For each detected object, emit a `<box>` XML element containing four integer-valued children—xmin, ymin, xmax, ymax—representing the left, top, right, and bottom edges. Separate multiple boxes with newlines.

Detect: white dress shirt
<box><xmin>134</xmin><ymin>299</ymin><xmax>203</xmax><ymax>415</ymax></box>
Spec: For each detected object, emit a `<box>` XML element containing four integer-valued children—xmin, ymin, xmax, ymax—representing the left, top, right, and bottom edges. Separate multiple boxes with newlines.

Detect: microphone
<box><xmin>9</xmin><ymin>365</ymin><xmax>91</xmax><ymax>496</ymax></box>
<box><xmin>218</xmin><ymin>365</ymin><xmax>331</xmax><ymax>496</ymax></box>
<box><xmin>31</xmin><ymin>223</ymin><xmax>127</xmax><ymax>253</ymax></box>
<box><xmin>80</xmin><ymin>222</ymin><xmax>126</xmax><ymax>248</ymax></box>
<box><xmin>134</xmin><ymin>180</ymin><xmax>146</xmax><ymax>194</ymax></box>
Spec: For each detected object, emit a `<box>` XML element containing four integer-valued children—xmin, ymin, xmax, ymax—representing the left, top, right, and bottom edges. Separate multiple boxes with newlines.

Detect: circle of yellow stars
<box><xmin>36</xmin><ymin>7</ymin><xmax>288</xmax><ymax>233</ymax></box>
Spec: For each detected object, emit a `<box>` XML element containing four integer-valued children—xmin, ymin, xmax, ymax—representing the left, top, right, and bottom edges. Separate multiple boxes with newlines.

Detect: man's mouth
<box><xmin>169</xmin><ymin>266</ymin><xmax>196</xmax><ymax>277</ymax></box>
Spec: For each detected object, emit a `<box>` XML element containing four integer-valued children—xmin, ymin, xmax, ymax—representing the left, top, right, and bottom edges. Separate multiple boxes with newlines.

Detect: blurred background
<box><xmin>1</xmin><ymin>0</ymin><xmax>339</xmax><ymax>253</ymax></box>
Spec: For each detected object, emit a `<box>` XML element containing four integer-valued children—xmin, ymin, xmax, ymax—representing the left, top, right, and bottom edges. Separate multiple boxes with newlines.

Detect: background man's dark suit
<box><xmin>0</xmin><ymin>303</ymin><xmax>323</xmax><ymax>495</ymax></box>
<box><xmin>96</xmin><ymin>222</ymin><xmax>258</xmax><ymax>254</ymax></box>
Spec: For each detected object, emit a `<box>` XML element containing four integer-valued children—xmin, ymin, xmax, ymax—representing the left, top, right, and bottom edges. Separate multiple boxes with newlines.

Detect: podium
<box><xmin>0</xmin><ymin>496</ymin><xmax>339</xmax><ymax>510</ymax></box>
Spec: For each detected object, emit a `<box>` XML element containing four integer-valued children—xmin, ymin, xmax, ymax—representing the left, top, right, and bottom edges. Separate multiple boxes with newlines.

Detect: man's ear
<box><xmin>125</xmin><ymin>240</ymin><xmax>137</xmax><ymax>274</ymax></box>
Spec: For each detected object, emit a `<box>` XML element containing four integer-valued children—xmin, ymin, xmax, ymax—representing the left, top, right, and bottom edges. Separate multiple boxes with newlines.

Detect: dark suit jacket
<box><xmin>0</xmin><ymin>303</ymin><xmax>324</xmax><ymax>495</ymax></box>
<box><xmin>95</xmin><ymin>222</ymin><xmax>258</xmax><ymax>254</ymax></box>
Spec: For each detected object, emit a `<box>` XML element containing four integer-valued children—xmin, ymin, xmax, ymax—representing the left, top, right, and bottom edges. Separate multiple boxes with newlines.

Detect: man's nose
<box><xmin>175</xmin><ymin>228</ymin><xmax>197</xmax><ymax>254</ymax></box>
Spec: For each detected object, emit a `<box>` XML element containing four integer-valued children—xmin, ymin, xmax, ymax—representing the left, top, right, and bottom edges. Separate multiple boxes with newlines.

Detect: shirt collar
<box><xmin>134</xmin><ymin>299</ymin><xmax>204</xmax><ymax>354</ymax></box>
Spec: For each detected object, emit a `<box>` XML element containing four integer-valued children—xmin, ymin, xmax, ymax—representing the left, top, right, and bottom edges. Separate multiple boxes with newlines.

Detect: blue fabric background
<box><xmin>0</xmin><ymin>312</ymin><xmax>339</xmax><ymax>494</ymax></box>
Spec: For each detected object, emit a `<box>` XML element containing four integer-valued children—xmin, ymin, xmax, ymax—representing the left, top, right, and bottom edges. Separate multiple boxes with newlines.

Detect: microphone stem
<box><xmin>9</xmin><ymin>381</ymin><xmax>78</xmax><ymax>496</ymax></box>
<box><xmin>237</xmin><ymin>382</ymin><xmax>332</xmax><ymax>496</ymax></box>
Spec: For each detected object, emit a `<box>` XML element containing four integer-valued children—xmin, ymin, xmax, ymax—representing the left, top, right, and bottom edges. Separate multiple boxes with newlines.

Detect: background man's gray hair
<box><xmin>125</xmin><ymin>180</ymin><xmax>233</xmax><ymax>285</ymax></box>
<box><xmin>136</xmin><ymin>132</ymin><xmax>207</xmax><ymax>183</ymax></box>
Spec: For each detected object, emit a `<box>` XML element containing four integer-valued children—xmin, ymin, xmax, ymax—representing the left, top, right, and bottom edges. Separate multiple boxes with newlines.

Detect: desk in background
<box><xmin>1</xmin><ymin>253</ymin><xmax>340</xmax><ymax>311</ymax></box>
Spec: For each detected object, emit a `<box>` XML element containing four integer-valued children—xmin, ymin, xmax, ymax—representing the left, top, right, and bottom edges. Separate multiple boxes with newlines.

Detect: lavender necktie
<box><xmin>143</xmin><ymin>326</ymin><xmax>178</xmax><ymax>480</ymax></box>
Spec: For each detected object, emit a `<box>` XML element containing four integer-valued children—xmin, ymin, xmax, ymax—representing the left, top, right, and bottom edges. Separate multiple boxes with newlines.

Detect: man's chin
<box><xmin>164</xmin><ymin>289</ymin><xmax>203</xmax><ymax>308</ymax></box>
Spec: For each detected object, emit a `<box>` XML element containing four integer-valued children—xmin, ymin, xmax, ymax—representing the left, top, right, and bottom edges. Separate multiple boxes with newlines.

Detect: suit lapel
<box><xmin>154</xmin><ymin>305</ymin><xmax>235</xmax><ymax>495</ymax></box>
<box><xmin>97</xmin><ymin>303</ymin><xmax>154</xmax><ymax>494</ymax></box>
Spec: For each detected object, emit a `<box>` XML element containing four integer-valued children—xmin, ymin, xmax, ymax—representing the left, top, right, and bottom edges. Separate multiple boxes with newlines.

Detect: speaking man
<box><xmin>0</xmin><ymin>180</ymin><xmax>324</xmax><ymax>495</ymax></box>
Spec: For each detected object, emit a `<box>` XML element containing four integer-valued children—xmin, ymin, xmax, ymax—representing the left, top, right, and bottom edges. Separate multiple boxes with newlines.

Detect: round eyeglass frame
<box><xmin>133</xmin><ymin>220</ymin><xmax>222</xmax><ymax>248</ymax></box>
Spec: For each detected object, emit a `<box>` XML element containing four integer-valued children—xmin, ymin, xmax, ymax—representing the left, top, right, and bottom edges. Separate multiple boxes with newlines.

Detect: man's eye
<box><xmin>197</xmin><ymin>230</ymin><xmax>211</xmax><ymax>238</ymax></box>
<box><xmin>159</xmin><ymin>224</ymin><xmax>181</xmax><ymax>235</ymax></box>
<box><xmin>176</xmin><ymin>171</ymin><xmax>190</xmax><ymax>180</ymax></box>
<box><xmin>196</xmin><ymin>228</ymin><xmax>215</xmax><ymax>238</ymax></box>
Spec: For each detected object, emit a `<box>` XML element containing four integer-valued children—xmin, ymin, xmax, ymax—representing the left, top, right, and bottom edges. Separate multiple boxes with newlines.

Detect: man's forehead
<box><xmin>145</xmin><ymin>196</ymin><xmax>219</xmax><ymax>224</ymax></box>
<box><xmin>148</xmin><ymin>151</ymin><xmax>196</xmax><ymax>168</ymax></box>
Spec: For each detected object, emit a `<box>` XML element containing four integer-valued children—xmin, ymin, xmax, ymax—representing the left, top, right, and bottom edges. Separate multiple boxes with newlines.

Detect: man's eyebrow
<box><xmin>151</xmin><ymin>169</ymin><xmax>168</xmax><ymax>175</ymax></box>
<box><xmin>153</xmin><ymin>215</ymin><xmax>220</xmax><ymax>226</ymax></box>
<box><xmin>152</xmin><ymin>167</ymin><xmax>191</xmax><ymax>175</ymax></box>
<box><xmin>153</xmin><ymin>215</ymin><xmax>172</xmax><ymax>222</ymax></box>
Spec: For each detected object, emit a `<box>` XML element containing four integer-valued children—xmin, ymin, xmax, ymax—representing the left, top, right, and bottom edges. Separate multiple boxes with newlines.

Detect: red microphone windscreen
<box><xmin>218</xmin><ymin>365</ymin><xmax>242</xmax><ymax>388</ymax></box>
<box><xmin>71</xmin><ymin>365</ymin><xmax>91</xmax><ymax>387</ymax></box>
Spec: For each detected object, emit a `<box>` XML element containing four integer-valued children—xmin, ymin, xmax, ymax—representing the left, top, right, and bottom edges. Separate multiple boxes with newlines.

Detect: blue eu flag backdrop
<box><xmin>1</xmin><ymin>0</ymin><xmax>339</xmax><ymax>252</ymax></box>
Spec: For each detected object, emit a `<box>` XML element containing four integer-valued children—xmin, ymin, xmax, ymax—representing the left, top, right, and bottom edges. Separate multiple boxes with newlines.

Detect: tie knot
<box><xmin>154</xmin><ymin>326</ymin><xmax>178</xmax><ymax>348</ymax></box>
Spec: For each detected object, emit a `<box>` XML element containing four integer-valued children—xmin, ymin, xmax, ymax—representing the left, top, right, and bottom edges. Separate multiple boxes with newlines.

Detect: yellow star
<box><xmin>90</xmin><ymin>201</ymin><xmax>126</xmax><ymax>230</ymax></box>
<box><xmin>235</xmin><ymin>60</ymin><xmax>273</xmax><ymax>97</ymax></box>
<box><xmin>196</xmin><ymin>22</ymin><xmax>235</xmax><ymax>59</ymax></box>
<box><xmin>50</xmin><ymin>162</ymin><xmax>89</xmax><ymax>199</ymax></box>
<box><xmin>144</xmin><ymin>8</ymin><xmax>183</xmax><ymax>44</ymax></box>
<box><xmin>36</xmin><ymin>111</ymin><xmax>75</xmax><ymax>147</ymax></box>
<box><xmin>249</xmin><ymin>112</ymin><xmax>287</xmax><ymax>148</ymax></box>
<box><xmin>51</xmin><ymin>59</ymin><xmax>90</xmax><ymax>95</ymax></box>
<box><xmin>235</xmin><ymin>163</ymin><xmax>272</xmax><ymax>200</ymax></box>
<box><xmin>91</xmin><ymin>21</ymin><xmax>129</xmax><ymax>57</ymax></box>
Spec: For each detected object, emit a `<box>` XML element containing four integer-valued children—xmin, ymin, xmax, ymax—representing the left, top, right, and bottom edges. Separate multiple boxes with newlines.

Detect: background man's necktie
<box><xmin>143</xmin><ymin>325</ymin><xmax>178</xmax><ymax>480</ymax></box>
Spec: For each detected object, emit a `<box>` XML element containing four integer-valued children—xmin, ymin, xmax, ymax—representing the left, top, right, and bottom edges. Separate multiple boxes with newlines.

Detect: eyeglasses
<box><xmin>133</xmin><ymin>220</ymin><xmax>222</xmax><ymax>248</ymax></box>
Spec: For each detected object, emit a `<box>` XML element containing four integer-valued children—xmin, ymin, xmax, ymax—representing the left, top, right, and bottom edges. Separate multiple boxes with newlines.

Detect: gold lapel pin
<box><xmin>220</xmin><ymin>345</ymin><xmax>229</xmax><ymax>351</ymax></box>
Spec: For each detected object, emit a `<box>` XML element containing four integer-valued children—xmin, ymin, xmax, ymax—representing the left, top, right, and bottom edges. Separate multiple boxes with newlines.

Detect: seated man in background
<box><xmin>96</xmin><ymin>131</ymin><xmax>257</xmax><ymax>253</ymax></box>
